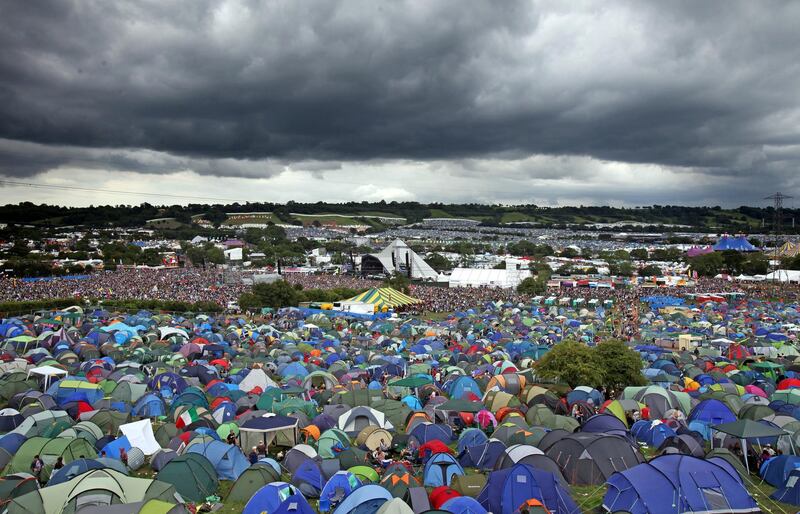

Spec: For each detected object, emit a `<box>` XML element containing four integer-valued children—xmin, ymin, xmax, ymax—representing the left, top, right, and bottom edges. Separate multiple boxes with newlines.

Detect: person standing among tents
<box><xmin>30</xmin><ymin>455</ymin><xmax>44</xmax><ymax>485</ymax></box>
<box><xmin>51</xmin><ymin>457</ymin><xmax>64</xmax><ymax>480</ymax></box>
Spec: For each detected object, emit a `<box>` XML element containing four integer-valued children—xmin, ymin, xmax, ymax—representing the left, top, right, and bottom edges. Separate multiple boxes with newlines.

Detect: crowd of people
<box><xmin>1</xmin><ymin>267</ymin><xmax>798</xmax><ymax>316</ymax></box>
<box><xmin>0</xmin><ymin>268</ymin><xmax>248</xmax><ymax>306</ymax></box>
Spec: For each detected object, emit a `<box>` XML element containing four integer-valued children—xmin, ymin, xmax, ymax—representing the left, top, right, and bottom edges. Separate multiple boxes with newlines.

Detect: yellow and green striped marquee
<box><xmin>345</xmin><ymin>287</ymin><xmax>421</xmax><ymax>308</ymax></box>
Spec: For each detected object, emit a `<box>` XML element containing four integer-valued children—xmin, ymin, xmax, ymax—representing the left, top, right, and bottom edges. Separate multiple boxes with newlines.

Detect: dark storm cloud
<box><xmin>0</xmin><ymin>0</ymin><xmax>799</xmax><ymax>190</ymax></box>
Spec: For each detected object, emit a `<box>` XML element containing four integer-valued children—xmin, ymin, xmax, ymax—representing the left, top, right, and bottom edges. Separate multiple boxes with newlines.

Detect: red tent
<box><xmin>726</xmin><ymin>344</ymin><xmax>750</xmax><ymax>360</ymax></box>
<box><xmin>429</xmin><ymin>486</ymin><xmax>461</xmax><ymax>509</ymax></box>
<box><xmin>778</xmin><ymin>378</ymin><xmax>800</xmax><ymax>390</ymax></box>
<box><xmin>419</xmin><ymin>440</ymin><xmax>453</xmax><ymax>459</ymax></box>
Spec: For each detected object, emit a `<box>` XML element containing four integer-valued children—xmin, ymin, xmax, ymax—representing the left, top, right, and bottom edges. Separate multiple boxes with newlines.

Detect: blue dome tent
<box><xmin>603</xmin><ymin>455</ymin><xmax>758</xmax><ymax>514</ymax></box>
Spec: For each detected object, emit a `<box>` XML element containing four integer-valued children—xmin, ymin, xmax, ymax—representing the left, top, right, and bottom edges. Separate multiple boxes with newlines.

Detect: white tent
<box><xmin>238</xmin><ymin>368</ymin><xmax>278</xmax><ymax>392</ymax></box>
<box><xmin>27</xmin><ymin>365</ymin><xmax>68</xmax><ymax>390</ymax></box>
<box><xmin>158</xmin><ymin>327</ymin><xmax>190</xmax><ymax>340</ymax></box>
<box><xmin>119</xmin><ymin>419</ymin><xmax>161</xmax><ymax>456</ymax></box>
<box><xmin>448</xmin><ymin>267</ymin><xmax>531</xmax><ymax>289</ymax></box>
<box><xmin>765</xmin><ymin>270</ymin><xmax>800</xmax><ymax>283</ymax></box>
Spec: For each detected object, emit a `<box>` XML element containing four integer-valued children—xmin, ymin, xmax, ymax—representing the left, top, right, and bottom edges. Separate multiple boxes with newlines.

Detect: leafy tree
<box><xmin>205</xmin><ymin>245</ymin><xmax>225</xmax><ymax>264</ymax></box>
<box><xmin>517</xmin><ymin>276</ymin><xmax>547</xmax><ymax>295</ymax></box>
<box><xmin>493</xmin><ymin>261</ymin><xmax>506</xmax><ymax>270</ymax></box>
<box><xmin>534</xmin><ymin>341</ymin><xmax>604</xmax><ymax>388</ymax></box>
<box><xmin>560</xmin><ymin>247</ymin><xmax>579</xmax><ymax>258</ymax></box>
<box><xmin>249</xmin><ymin>280</ymin><xmax>301</xmax><ymax>309</ymax></box>
<box><xmin>690</xmin><ymin>251</ymin><xmax>724</xmax><ymax>276</ymax></box>
<box><xmin>783</xmin><ymin>254</ymin><xmax>800</xmax><ymax>270</ymax></box>
<box><xmin>651</xmin><ymin>247</ymin><xmax>683</xmax><ymax>262</ymax></box>
<box><xmin>594</xmin><ymin>340</ymin><xmax>646</xmax><ymax>390</ymax></box>
<box><xmin>629</xmin><ymin>248</ymin><xmax>649</xmax><ymax>260</ymax></box>
<box><xmin>384</xmin><ymin>273</ymin><xmax>411</xmax><ymax>293</ymax></box>
<box><xmin>264</xmin><ymin>224</ymin><xmax>288</xmax><ymax>244</ymax></box>
<box><xmin>638</xmin><ymin>264</ymin><xmax>662</xmax><ymax>277</ymax></box>
<box><xmin>243</xmin><ymin>228</ymin><xmax>265</xmax><ymax>245</ymax></box>
<box><xmin>6</xmin><ymin>240</ymin><xmax>30</xmax><ymax>257</ymax></box>
<box><xmin>205</xmin><ymin>208</ymin><xmax>227</xmax><ymax>227</ymax></box>
<box><xmin>534</xmin><ymin>262</ymin><xmax>553</xmax><ymax>281</ymax></box>
<box><xmin>608</xmin><ymin>260</ymin><xmax>634</xmax><ymax>276</ymax></box>
<box><xmin>741</xmin><ymin>253</ymin><xmax>769</xmax><ymax>275</ymax></box>
<box><xmin>238</xmin><ymin>292</ymin><xmax>261</xmax><ymax>311</ymax></box>
<box><xmin>425</xmin><ymin>253</ymin><xmax>451</xmax><ymax>272</ymax></box>
<box><xmin>720</xmin><ymin>250</ymin><xmax>746</xmax><ymax>274</ymax></box>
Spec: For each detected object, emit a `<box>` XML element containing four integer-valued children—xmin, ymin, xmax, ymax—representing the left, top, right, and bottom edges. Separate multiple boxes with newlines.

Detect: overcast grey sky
<box><xmin>1</xmin><ymin>0</ymin><xmax>799</xmax><ymax>207</ymax></box>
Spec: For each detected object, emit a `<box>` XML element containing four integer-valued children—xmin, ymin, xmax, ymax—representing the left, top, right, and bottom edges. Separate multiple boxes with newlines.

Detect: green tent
<box><xmin>11</xmin><ymin>410</ymin><xmax>73</xmax><ymax>438</ymax></box>
<box><xmin>6</xmin><ymin>437</ymin><xmax>97</xmax><ymax>477</ymax></box>
<box><xmin>389</xmin><ymin>376</ymin><xmax>432</xmax><ymax>388</ymax></box>
<box><xmin>712</xmin><ymin>419</ymin><xmax>787</xmax><ymax>439</ymax></box>
<box><xmin>156</xmin><ymin>453</ymin><xmax>218</xmax><ymax>502</ymax></box>
<box><xmin>226</xmin><ymin>464</ymin><xmax>280</xmax><ymax>503</ymax></box>
<box><xmin>347</xmin><ymin>465</ymin><xmax>380</xmax><ymax>483</ymax></box>
<box><xmin>712</xmin><ymin>419</ymin><xmax>790</xmax><ymax>472</ymax></box>
<box><xmin>154</xmin><ymin>423</ymin><xmax>180</xmax><ymax>448</ymax></box>
<box><xmin>706</xmin><ymin>448</ymin><xmax>748</xmax><ymax>478</ymax></box>
<box><xmin>0</xmin><ymin>474</ymin><xmax>39</xmax><ymax>505</ymax></box>
<box><xmin>6</xmin><ymin>469</ymin><xmax>178</xmax><ymax>514</ymax></box>
<box><xmin>317</xmin><ymin>428</ymin><xmax>352</xmax><ymax>459</ymax></box>
<box><xmin>435</xmin><ymin>399</ymin><xmax>485</xmax><ymax>412</ymax></box>
<box><xmin>81</xmin><ymin>409</ymin><xmax>130</xmax><ymax>434</ymax></box>
<box><xmin>371</xmin><ymin>399</ymin><xmax>412</xmax><ymax>430</ymax></box>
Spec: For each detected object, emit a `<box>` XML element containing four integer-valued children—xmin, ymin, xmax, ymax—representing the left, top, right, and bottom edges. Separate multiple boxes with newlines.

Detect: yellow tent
<box><xmin>777</xmin><ymin>241</ymin><xmax>800</xmax><ymax>258</ymax></box>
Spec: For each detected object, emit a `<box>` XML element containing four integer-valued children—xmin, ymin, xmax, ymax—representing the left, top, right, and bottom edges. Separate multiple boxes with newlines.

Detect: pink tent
<box><xmin>687</xmin><ymin>246</ymin><xmax>714</xmax><ymax>258</ymax></box>
<box><xmin>745</xmin><ymin>385</ymin><xmax>767</xmax><ymax>398</ymax></box>
<box><xmin>476</xmin><ymin>409</ymin><xmax>497</xmax><ymax>429</ymax></box>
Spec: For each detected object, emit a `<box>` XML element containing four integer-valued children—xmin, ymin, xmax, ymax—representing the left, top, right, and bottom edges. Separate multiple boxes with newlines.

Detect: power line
<box><xmin>765</xmin><ymin>192</ymin><xmax>793</xmax><ymax>237</ymax></box>
<box><xmin>0</xmin><ymin>179</ymin><xmax>252</xmax><ymax>203</ymax></box>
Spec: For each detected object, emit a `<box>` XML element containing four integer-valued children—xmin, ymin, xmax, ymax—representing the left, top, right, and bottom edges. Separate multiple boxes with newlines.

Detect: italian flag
<box><xmin>176</xmin><ymin>407</ymin><xmax>201</xmax><ymax>429</ymax></box>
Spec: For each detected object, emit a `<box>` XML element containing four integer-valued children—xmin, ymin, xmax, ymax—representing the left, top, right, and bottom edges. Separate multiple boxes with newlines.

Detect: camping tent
<box><xmin>239</xmin><ymin>414</ymin><xmax>299</xmax><ymax>450</ymax></box>
<box><xmin>337</xmin><ymin>406</ymin><xmax>394</xmax><ymax>435</ymax></box>
<box><xmin>156</xmin><ymin>453</ymin><xmax>218</xmax><ymax>502</ymax></box>
<box><xmin>332</xmin><ymin>484</ymin><xmax>392</xmax><ymax>514</ymax></box>
<box><xmin>602</xmin><ymin>455</ymin><xmax>758</xmax><ymax>514</ymax></box>
<box><xmin>6</xmin><ymin>469</ymin><xmax>180</xmax><ymax>514</ymax></box>
<box><xmin>186</xmin><ymin>441</ymin><xmax>249</xmax><ymax>481</ymax></box>
<box><xmin>771</xmin><ymin>468</ymin><xmax>800</xmax><ymax>505</ymax></box>
<box><xmin>477</xmin><ymin>463</ymin><xmax>578</xmax><ymax>514</ymax></box>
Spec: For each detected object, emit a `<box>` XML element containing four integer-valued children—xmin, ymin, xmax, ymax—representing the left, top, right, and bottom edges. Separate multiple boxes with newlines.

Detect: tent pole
<box><xmin>743</xmin><ymin>438</ymin><xmax>749</xmax><ymax>475</ymax></box>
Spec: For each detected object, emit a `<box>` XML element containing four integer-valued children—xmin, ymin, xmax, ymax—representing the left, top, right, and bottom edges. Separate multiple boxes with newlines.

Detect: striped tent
<box><xmin>777</xmin><ymin>241</ymin><xmax>800</xmax><ymax>258</ymax></box>
<box><xmin>345</xmin><ymin>288</ymin><xmax>421</xmax><ymax>309</ymax></box>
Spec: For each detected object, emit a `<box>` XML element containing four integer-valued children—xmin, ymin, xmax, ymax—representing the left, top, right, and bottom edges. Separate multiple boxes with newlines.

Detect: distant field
<box><xmin>289</xmin><ymin>214</ymin><xmax>368</xmax><ymax>226</ymax></box>
<box><xmin>427</xmin><ymin>209</ymin><xmax>492</xmax><ymax>222</ymax></box>
<box><xmin>223</xmin><ymin>213</ymin><xmax>278</xmax><ymax>225</ymax></box>
<box><xmin>357</xmin><ymin>211</ymin><xmax>404</xmax><ymax>218</ymax></box>
<box><xmin>500</xmin><ymin>212</ymin><xmax>537</xmax><ymax>223</ymax></box>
